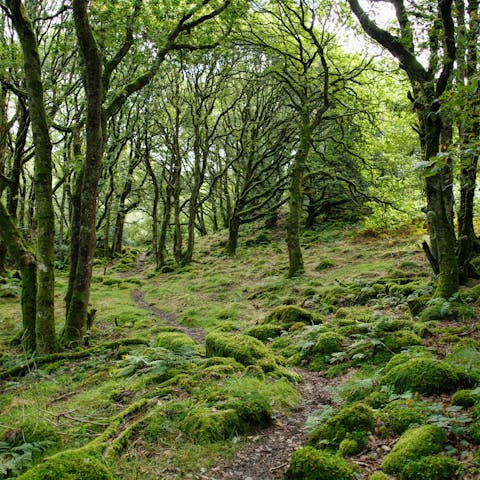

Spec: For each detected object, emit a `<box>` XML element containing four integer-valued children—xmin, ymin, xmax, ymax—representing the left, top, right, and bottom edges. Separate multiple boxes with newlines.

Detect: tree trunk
<box><xmin>7</xmin><ymin>0</ymin><xmax>56</xmax><ymax>353</ymax></box>
<box><xmin>287</xmin><ymin>121</ymin><xmax>310</xmax><ymax>277</ymax></box>
<box><xmin>226</xmin><ymin>212</ymin><xmax>240</xmax><ymax>256</ymax></box>
<box><xmin>65</xmin><ymin>0</ymin><xmax>104</xmax><ymax>345</ymax></box>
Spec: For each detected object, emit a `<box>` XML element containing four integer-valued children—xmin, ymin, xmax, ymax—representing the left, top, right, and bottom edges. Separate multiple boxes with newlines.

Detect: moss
<box><xmin>219</xmin><ymin>391</ymin><xmax>272</xmax><ymax>432</ymax></box>
<box><xmin>338</xmin><ymin>438</ymin><xmax>362</xmax><ymax>456</ymax></box>
<box><xmin>313</xmin><ymin>332</ymin><xmax>345</xmax><ymax>355</ymax></box>
<box><xmin>244</xmin><ymin>324</ymin><xmax>286</xmax><ymax>341</ymax></box>
<box><xmin>382</xmin><ymin>331</ymin><xmax>423</xmax><ymax>353</ymax></box>
<box><xmin>102</xmin><ymin>277</ymin><xmax>123</xmax><ymax>286</ymax></box>
<box><xmin>379</xmin><ymin>400</ymin><xmax>427</xmax><ymax>435</ymax></box>
<box><xmin>468</xmin><ymin>420</ymin><xmax>480</xmax><ymax>444</ymax></box>
<box><xmin>368</xmin><ymin>473</ymin><xmax>389</xmax><ymax>480</ymax></box>
<box><xmin>419</xmin><ymin>298</ymin><xmax>474</xmax><ymax>322</ymax></box>
<box><xmin>381</xmin><ymin>357</ymin><xmax>458</xmax><ymax>395</ymax></box>
<box><xmin>3</xmin><ymin>420</ymin><xmax>61</xmax><ymax>447</ymax></box>
<box><xmin>380</xmin><ymin>425</ymin><xmax>445</xmax><ymax>474</ymax></box>
<box><xmin>384</xmin><ymin>349</ymin><xmax>433</xmax><ymax>373</ymax></box>
<box><xmin>315</xmin><ymin>259</ymin><xmax>335</xmax><ymax>271</ymax></box>
<box><xmin>263</xmin><ymin>305</ymin><xmax>319</xmax><ymax>328</ymax></box>
<box><xmin>364</xmin><ymin>390</ymin><xmax>390</xmax><ymax>409</ymax></box>
<box><xmin>154</xmin><ymin>332</ymin><xmax>196</xmax><ymax>350</ymax></box>
<box><xmin>399</xmin><ymin>455</ymin><xmax>462</xmax><ymax>480</ymax></box>
<box><xmin>451</xmin><ymin>389</ymin><xmax>478</xmax><ymax>408</ymax></box>
<box><xmin>17</xmin><ymin>451</ymin><xmax>114</xmax><ymax>480</ymax></box>
<box><xmin>285</xmin><ymin>446</ymin><xmax>356</xmax><ymax>480</ymax></box>
<box><xmin>205</xmin><ymin>331</ymin><xmax>270</xmax><ymax>365</ymax></box>
<box><xmin>310</xmin><ymin>403</ymin><xmax>374</xmax><ymax>449</ymax></box>
<box><xmin>181</xmin><ymin>407</ymin><xmax>240</xmax><ymax>444</ymax></box>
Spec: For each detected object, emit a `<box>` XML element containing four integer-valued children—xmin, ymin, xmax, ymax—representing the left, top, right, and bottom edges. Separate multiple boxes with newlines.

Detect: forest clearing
<box><xmin>1</xmin><ymin>0</ymin><xmax>480</xmax><ymax>479</ymax></box>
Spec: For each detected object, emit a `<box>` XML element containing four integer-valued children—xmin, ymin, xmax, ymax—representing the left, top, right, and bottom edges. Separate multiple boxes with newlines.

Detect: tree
<box><xmin>347</xmin><ymin>0</ymin><xmax>459</xmax><ymax>298</ymax></box>
<box><xmin>3</xmin><ymin>0</ymin><xmax>56</xmax><ymax>353</ymax></box>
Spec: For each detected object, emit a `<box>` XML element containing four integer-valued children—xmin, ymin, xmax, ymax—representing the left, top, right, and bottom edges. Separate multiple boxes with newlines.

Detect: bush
<box><xmin>399</xmin><ymin>455</ymin><xmax>462</xmax><ymax>480</ymax></box>
<box><xmin>380</xmin><ymin>425</ymin><xmax>445</xmax><ymax>474</ymax></box>
<box><xmin>285</xmin><ymin>446</ymin><xmax>356</xmax><ymax>480</ymax></box>
<box><xmin>17</xmin><ymin>451</ymin><xmax>114</xmax><ymax>480</ymax></box>
<box><xmin>381</xmin><ymin>357</ymin><xmax>459</xmax><ymax>395</ymax></box>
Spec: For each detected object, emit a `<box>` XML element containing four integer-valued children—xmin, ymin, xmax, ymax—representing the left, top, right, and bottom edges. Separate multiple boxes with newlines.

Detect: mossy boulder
<box><xmin>399</xmin><ymin>455</ymin><xmax>462</xmax><ymax>480</ymax></box>
<box><xmin>285</xmin><ymin>446</ymin><xmax>356</xmax><ymax>480</ymax></box>
<box><xmin>368</xmin><ymin>473</ymin><xmax>389</xmax><ymax>480</ymax></box>
<box><xmin>263</xmin><ymin>305</ymin><xmax>318</xmax><ymax>328</ymax></box>
<box><xmin>338</xmin><ymin>438</ymin><xmax>362</xmax><ymax>456</ymax></box>
<box><xmin>381</xmin><ymin>357</ymin><xmax>459</xmax><ymax>395</ymax></box>
<box><xmin>419</xmin><ymin>298</ymin><xmax>474</xmax><ymax>322</ymax></box>
<box><xmin>220</xmin><ymin>391</ymin><xmax>272</xmax><ymax>432</ymax></box>
<box><xmin>181</xmin><ymin>407</ymin><xmax>240</xmax><ymax>443</ymax></box>
<box><xmin>205</xmin><ymin>332</ymin><xmax>270</xmax><ymax>365</ymax></box>
<box><xmin>380</xmin><ymin>425</ymin><xmax>445</xmax><ymax>474</ymax></box>
<box><xmin>244</xmin><ymin>324</ymin><xmax>286</xmax><ymax>341</ymax></box>
<box><xmin>310</xmin><ymin>403</ymin><xmax>374</xmax><ymax>449</ymax></box>
<box><xmin>384</xmin><ymin>349</ymin><xmax>433</xmax><ymax>372</ymax></box>
<box><xmin>155</xmin><ymin>332</ymin><xmax>197</xmax><ymax>350</ymax></box>
<box><xmin>17</xmin><ymin>451</ymin><xmax>114</xmax><ymax>480</ymax></box>
<box><xmin>313</xmin><ymin>332</ymin><xmax>345</xmax><ymax>356</ymax></box>
<box><xmin>315</xmin><ymin>259</ymin><xmax>335</xmax><ymax>271</ymax></box>
<box><xmin>451</xmin><ymin>389</ymin><xmax>478</xmax><ymax>408</ymax></box>
<box><xmin>379</xmin><ymin>400</ymin><xmax>427</xmax><ymax>435</ymax></box>
<box><xmin>382</xmin><ymin>330</ymin><xmax>423</xmax><ymax>353</ymax></box>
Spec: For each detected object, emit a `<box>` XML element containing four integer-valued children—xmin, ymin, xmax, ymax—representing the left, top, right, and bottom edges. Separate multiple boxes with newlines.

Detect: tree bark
<box><xmin>7</xmin><ymin>0</ymin><xmax>56</xmax><ymax>353</ymax></box>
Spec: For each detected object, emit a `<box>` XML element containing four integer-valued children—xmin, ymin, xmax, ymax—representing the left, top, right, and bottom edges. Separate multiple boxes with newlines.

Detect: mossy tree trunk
<box><xmin>7</xmin><ymin>0</ymin><xmax>56</xmax><ymax>353</ymax></box>
<box><xmin>348</xmin><ymin>0</ymin><xmax>459</xmax><ymax>299</ymax></box>
<box><xmin>287</xmin><ymin>119</ymin><xmax>311</xmax><ymax>277</ymax></box>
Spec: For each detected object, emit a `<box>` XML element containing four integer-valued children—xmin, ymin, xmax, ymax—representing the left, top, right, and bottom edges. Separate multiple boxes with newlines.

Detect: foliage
<box><xmin>399</xmin><ymin>455</ymin><xmax>462</xmax><ymax>480</ymax></box>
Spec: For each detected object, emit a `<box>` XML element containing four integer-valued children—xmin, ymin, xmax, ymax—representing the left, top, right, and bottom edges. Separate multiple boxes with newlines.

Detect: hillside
<box><xmin>1</xmin><ymin>224</ymin><xmax>480</xmax><ymax>479</ymax></box>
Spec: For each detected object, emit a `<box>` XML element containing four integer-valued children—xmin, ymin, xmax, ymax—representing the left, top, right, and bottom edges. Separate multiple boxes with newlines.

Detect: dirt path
<box><xmin>131</xmin><ymin>287</ymin><xmax>335</xmax><ymax>479</ymax></box>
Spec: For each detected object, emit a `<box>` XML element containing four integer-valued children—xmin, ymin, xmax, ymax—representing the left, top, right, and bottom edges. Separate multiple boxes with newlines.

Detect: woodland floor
<box><xmin>1</xmin><ymin>223</ymin><xmax>480</xmax><ymax>479</ymax></box>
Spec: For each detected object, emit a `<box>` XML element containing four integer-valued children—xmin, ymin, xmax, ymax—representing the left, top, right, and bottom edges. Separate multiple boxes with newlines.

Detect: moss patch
<box><xmin>244</xmin><ymin>324</ymin><xmax>286</xmax><ymax>341</ymax></box>
<box><xmin>381</xmin><ymin>357</ymin><xmax>459</xmax><ymax>395</ymax></box>
<box><xmin>263</xmin><ymin>305</ymin><xmax>319</xmax><ymax>328</ymax></box>
<box><xmin>17</xmin><ymin>451</ymin><xmax>114</xmax><ymax>480</ymax></box>
<box><xmin>285</xmin><ymin>446</ymin><xmax>356</xmax><ymax>480</ymax></box>
<box><xmin>399</xmin><ymin>455</ymin><xmax>462</xmax><ymax>480</ymax></box>
<box><xmin>155</xmin><ymin>332</ymin><xmax>197</xmax><ymax>350</ymax></box>
<box><xmin>380</xmin><ymin>424</ymin><xmax>445</xmax><ymax>474</ymax></box>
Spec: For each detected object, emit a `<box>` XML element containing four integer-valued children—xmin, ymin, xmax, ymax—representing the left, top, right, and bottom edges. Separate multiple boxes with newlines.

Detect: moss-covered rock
<box><xmin>451</xmin><ymin>389</ymin><xmax>478</xmax><ymax>408</ymax></box>
<box><xmin>382</xmin><ymin>330</ymin><xmax>423</xmax><ymax>353</ymax></box>
<box><xmin>219</xmin><ymin>391</ymin><xmax>272</xmax><ymax>432</ymax></box>
<box><xmin>384</xmin><ymin>349</ymin><xmax>433</xmax><ymax>373</ymax></box>
<box><xmin>244</xmin><ymin>324</ymin><xmax>286</xmax><ymax>341</ymax></box>
<box><xmin>263</xmin><ymin>305</ymin><xmax>319</xmax><ymax>328</ymax></box>
<box><xmin>17</xmin><ymin>451</ymin><xmax>114</xmax><ymax>480</ymax></box>
<box><xmin>368</xmin><ymin>473</ymin><xmax>389</xmax><ymax>480</ymax></box>
<box><xmin>380</xmin><ymin>425</ymin><xmax>445</xmax><ymax>474</ymax></box>
<box><xmin>313</xmin><ymin>332</ymin><xmax>345</xmax><ymax>356</ymax></box>
<box><xmin>205</xmin><ymin>332</ymin><xmax>270</xmax><ymax>365</ymax></box>
<box><xmin>419</xmin><ymin>298</ymin><xmax>474</xmax><ymax>322</ymax></box>
<box><xmin>315</xmin><ymin>259</ymin><xmax>335</xmax><ymax>271</ymax></box>
<box><xmin>364</xmin><ymin>390</ymin><xmax>390</xmax><ymax>409</ymax></box>
<box><xmin>338</xmin><ymin>438</ymin><xmax>362</xmax><ymax>456</ymax></box>
<box><xmin>399</xmin><ymin>455</ymin><xmax>462</xmax><ymax>480</ymax></box>
<box><xmin>381</xmin><ymin>357</ymin><xmax>458</xmax><ymax>395</ymax></box>
<box><xmin>285</xmin><ymin>446</ymin><xmax>356</xmax><ymax>480</ymax></box>
<box><xmin>310</xmin><ymin>403</ymin><xmax>374</xmax><ymax>449</ymax></box>
<box><xmin>181</xmin><ymin>407</ymin><xmax>240</xmax><ymax>444</ymax></box>
<box><xmin>155</xmin><ymin>332</ymin><xmax>197</xmax><ymax>350</ymax></box>
<box><xmin>379</xmin><ymin>400</ymin><xmax>427</xmax><ymax>435</ymax></box>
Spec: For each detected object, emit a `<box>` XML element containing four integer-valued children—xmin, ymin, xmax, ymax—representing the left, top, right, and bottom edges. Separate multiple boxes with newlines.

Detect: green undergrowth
<box><xmin>2</xmin><ymin>225</ymin><xmax>480</xmax><ymax>478</ymax></box>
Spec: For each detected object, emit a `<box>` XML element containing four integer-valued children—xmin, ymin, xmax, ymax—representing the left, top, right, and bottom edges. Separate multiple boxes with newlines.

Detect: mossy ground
<box><xmin>1</xmin><ymin>224</ymin><xmax>480</xmax><ymax>478</ymax></box>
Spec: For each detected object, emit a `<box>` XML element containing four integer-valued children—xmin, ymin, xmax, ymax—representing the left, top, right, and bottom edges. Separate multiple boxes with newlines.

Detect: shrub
<box><xmin>17</xmin><ymin>451</ymin><xmax>114</xmax><ymax>480</ymax></box>
<box><xmin>285</xmin><ymin>446</ymin><xmax>356</xmax><ymax>480</ymax></box>
<box><xmin>399</xmin><ymin>455</ymin><xmax>462</xmax><ymax>480</ymax></box>
<box><xmin>380</xmin><ymin>425</ymin><xmax>445</xmax><ymax>474</ymax></box>
<box><xmin>381</xmin><ymin>357</ymin><xmax>458</xmax><ymax>395</ymax></box>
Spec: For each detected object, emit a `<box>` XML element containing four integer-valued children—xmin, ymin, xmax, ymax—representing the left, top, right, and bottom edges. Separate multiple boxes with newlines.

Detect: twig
<box><xmin>270</xmin><ymin>463</ymin><xmax>288</xmax><ymax>471</ymax></box>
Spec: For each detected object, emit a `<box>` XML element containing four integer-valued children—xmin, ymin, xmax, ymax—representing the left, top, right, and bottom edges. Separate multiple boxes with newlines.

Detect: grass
<box><xmin>2</xmin><ymin>223</ymin><xmax>480</xmax><ymax>479</ymax></box>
